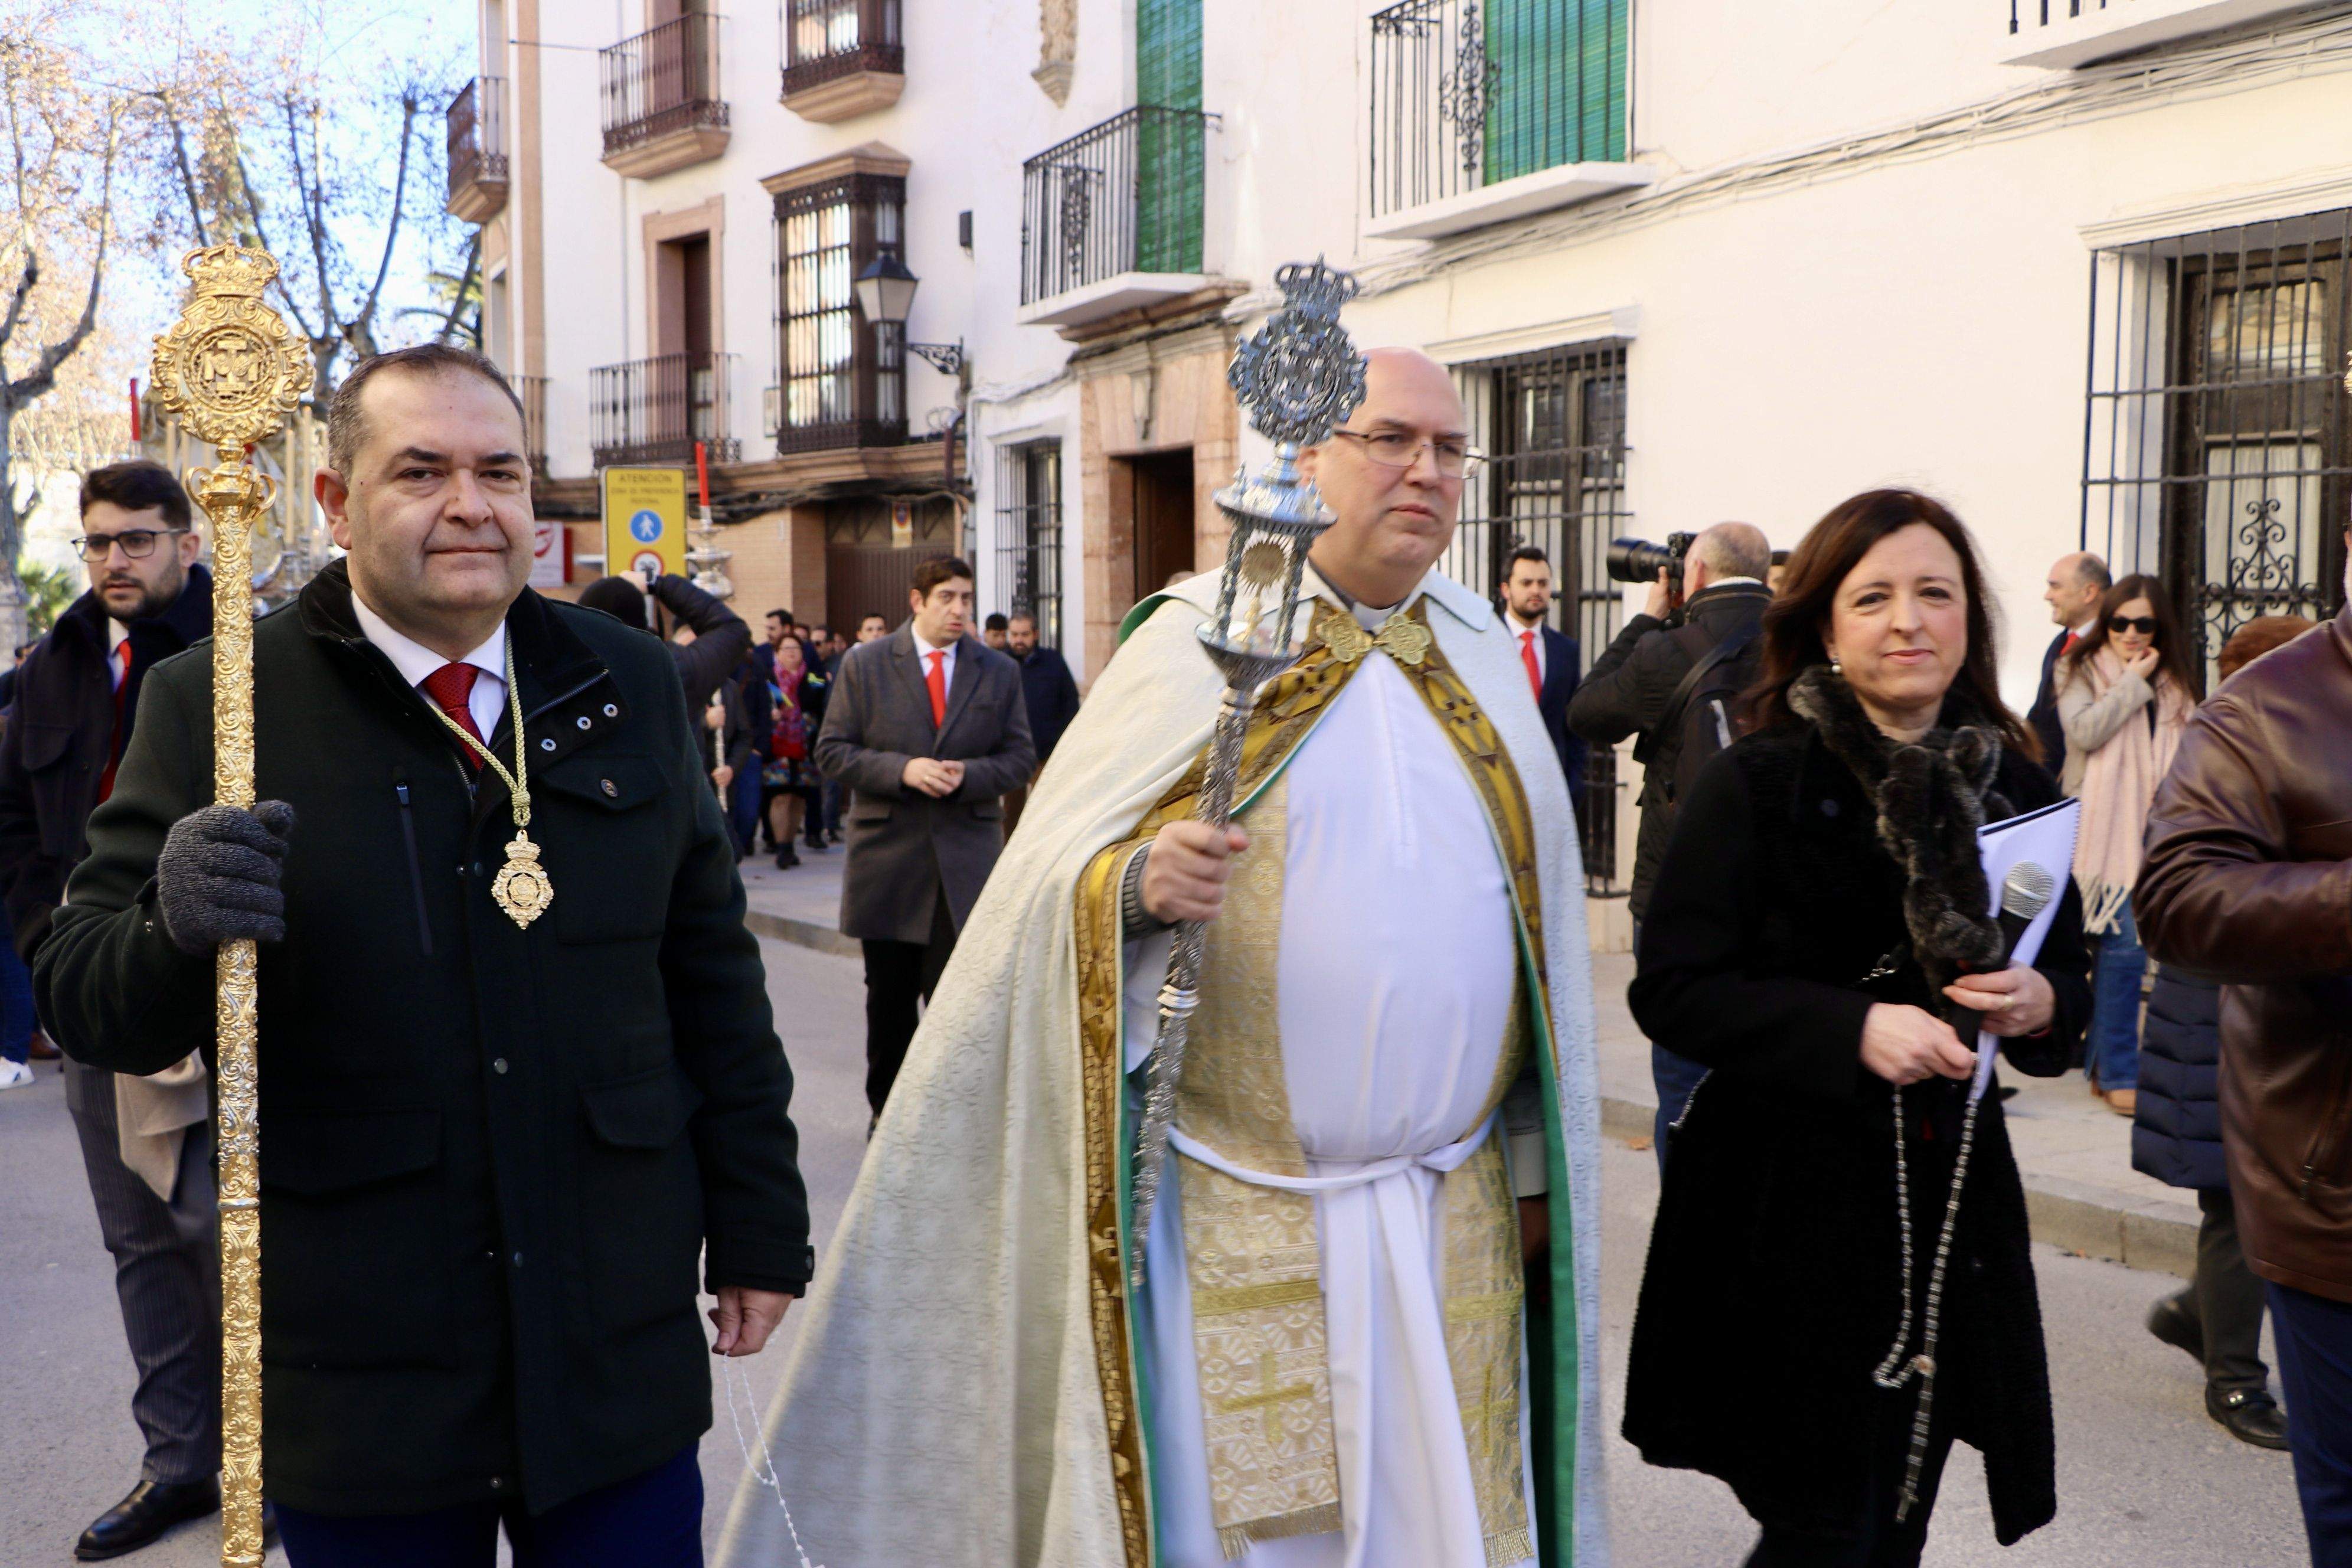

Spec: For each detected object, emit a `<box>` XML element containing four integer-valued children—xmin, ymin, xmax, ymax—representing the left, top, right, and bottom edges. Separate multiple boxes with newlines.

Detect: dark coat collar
<box><xmin>295</xmin><ymin>558</ymin><xmax>606</xmax><ymax>719</ymax></box>
<box><xmin>55</xmin><ymin>564</ymin><xmax>215</xmax><ymax>655</ymax></box>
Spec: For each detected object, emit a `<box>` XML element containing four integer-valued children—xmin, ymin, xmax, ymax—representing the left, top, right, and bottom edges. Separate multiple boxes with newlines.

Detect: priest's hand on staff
<box><xmin>1140</xmin><ymin>820</ymin><xmax>1250</xmax><ymax>925</ymax></box>
<box><xmin>1858</xmin><ymin>1003</ymin><xmax>1975</xmax><ymax>1087</ymax></box>
<box><xmin>709</xmin><ymin>1286</ymin><xmax>795</xmax><ymax>1357</ymax></box>
<box><xmin>155</xmin><ymin>801</ymin><xmax>297</xmax><ymax>955</ymax></box>
<box><xmin>1941</xmin><ymin>964</ymin><xmax>2056</xmax><ymax>1038</ymax></box>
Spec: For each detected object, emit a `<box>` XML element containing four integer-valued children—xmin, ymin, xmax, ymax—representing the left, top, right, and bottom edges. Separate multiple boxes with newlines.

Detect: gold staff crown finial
<box><xmin>149</xmin><ymin>243</ymin><xmax>314</xmax><ymax>451</ymax></box>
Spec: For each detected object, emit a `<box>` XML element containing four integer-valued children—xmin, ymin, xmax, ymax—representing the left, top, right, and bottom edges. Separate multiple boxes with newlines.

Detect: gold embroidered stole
<box><xmin>1076</xmin><ymin>600</ymin><xmax>1550</xmax><ymax>1564</ymax></box>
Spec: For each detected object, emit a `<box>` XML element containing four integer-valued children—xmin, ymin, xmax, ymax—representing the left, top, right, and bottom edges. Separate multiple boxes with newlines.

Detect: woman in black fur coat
<box><xmin>1622</xmin><ymin>491</ymin><xmax>2093</xmax><ymax>1567</ymax></box>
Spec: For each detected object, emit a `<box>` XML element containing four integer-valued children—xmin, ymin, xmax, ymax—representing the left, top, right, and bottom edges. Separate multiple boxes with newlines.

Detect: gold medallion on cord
<box><xmin>491</xmin><ymin>835</ymin><xmax>553</xmax><ymax>927</ymax></box>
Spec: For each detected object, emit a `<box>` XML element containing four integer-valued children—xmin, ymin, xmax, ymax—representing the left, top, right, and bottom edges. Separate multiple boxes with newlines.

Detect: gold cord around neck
<box><xmin>427</xmin><ymin>635</ymin><xmax>553</xmax><ymax>928</ymax></box>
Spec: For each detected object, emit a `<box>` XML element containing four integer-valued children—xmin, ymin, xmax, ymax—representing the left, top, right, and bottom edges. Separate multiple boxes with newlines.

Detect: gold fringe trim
<box><xmin>1485</xmin><ymin>1524</ymin><xmax>1536</xmax><ymax>1568</ymax></box>
<box><xmin>1195</xmin><ymin>1278</ymin><xmax>1323</xmax><ymax>1315</ymax></box>
<box><xmin>1445</xmin><ymin>1288</ymin><xmax>1526</xmax><ymax>1324</ymax></box>
<box><xmin>1219</xmin><ymin>1502</ymin><xmax>1347</xmax><ymax>1560</ymax></box>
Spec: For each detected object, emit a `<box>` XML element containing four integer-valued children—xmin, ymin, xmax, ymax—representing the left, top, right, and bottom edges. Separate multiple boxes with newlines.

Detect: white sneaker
<box><xmin>0</xmin><ymin>1058</ymin><xmax>34</xmax><ymax>1090</ymax></box>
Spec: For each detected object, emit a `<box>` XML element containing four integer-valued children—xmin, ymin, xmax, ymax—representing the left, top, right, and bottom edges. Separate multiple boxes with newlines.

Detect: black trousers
<box><xmin>2160</xmin><ymin>1185</ymin><xmax>2270</xmax><ymax>1393</ymax></box>
<box><xmin>861</xmin><ymin>885</ymin><xmax>958</xmax><ymax>1116</ymax></box>
<box><xmin>63</xmin><ymin>1059</ymin><xmax>223</xmax><ymax>1486</ymax></box>
<box><xmin>1740</xmin><ymin>1383</ymin><xmax>1955</xmax><ymax>1568</ymax></box>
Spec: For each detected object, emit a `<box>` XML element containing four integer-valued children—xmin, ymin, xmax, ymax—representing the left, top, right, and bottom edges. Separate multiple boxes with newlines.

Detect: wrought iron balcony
<box><xmin>590</xmin><ymin>352</ymin><xmax>739</xmax><ymax>468</ymax></box>
<box><xmin>445</xmin><ymin>77</ymin><xmax>508</xmax><ymax>223</ymax></box>
<box><xmin>782</xmin><ymin>0</ymin><xmax>904</xmax><ymax>120</ymax></box>
<box><xmin>2001</xmin><ymin>0</ymin><xmax>2324</xmax><ymax>67</ymax></box>
<box><xmin>1366</xmin><ymin>0</ymin><xmax>1646</xmax><ymax>242</ymax></box>
<box><xmin>600</xmin><ymin>13</ymin><xmax>731</xmax><ymax>178</ymax></box>
<box><xmin>516</xmin><ymin>374</ymin><xmax>550</xmax><ymax>476</ymax></box>
<box><xmin>1018</xmin><ymin>106</ymin><xmax>1214</xmax><ymax>328</ymax></box>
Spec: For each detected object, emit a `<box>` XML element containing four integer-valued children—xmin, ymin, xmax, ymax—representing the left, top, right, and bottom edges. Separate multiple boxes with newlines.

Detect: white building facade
<box><xmin>454</xmin><ymin>0</ymin><xmax>2352</xmax><ymax>945</ymax></box>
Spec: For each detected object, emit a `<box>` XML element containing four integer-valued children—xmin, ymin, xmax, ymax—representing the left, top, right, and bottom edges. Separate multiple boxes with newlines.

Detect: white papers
<box><xmin>1971</xmin><ymin>798</ymin><xmax>2082</xmax><ymax>1102</ymax></box>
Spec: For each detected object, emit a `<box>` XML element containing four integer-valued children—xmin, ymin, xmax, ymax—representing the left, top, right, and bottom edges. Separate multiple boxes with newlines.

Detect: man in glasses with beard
<box><xmin>0</xmin><ymin>459</ymin><xmax>223</xmax><ymax>1559</ymax></box>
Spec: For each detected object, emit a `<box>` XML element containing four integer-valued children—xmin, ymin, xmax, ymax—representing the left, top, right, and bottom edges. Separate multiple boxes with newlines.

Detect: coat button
<box><xmin>492</xmin><ymin>1057</ymin><xmax>508</xmax><ymax>1074</ymax></box>
<box><xmin>1820</xmin><ymin>799</ymin><xmax>1841</xmax><ymax>818</ymax></box>
<box><xmin>511</xmin><ymin>1251</ymin><xmax>523</xmax><ymax>1268</ymax></box>
<box><xmin>600</xmin><ymin>779</ymin><xmax>617</xmax><ymax>798</ymax></box>
<box><xmin>576</xmin><ymin>716</ymin><xmax>592</xmax><ymax>730</ymax></box>
<box><xmin>489</xmin><ymin>1476</ymin><xmax>504</xmax><ymax>1491</ymax></box>
<box><xmin>540</xmin><ymin>738</ymin><xmax>557</xmax><ymax>752</ymax></box>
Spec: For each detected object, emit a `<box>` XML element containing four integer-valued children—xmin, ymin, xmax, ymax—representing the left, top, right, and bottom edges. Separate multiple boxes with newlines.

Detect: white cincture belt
<box><xmin>1167</xmin><ymin>1111</ymin><xmax>1497</xmax><ymax>1193</ymax></box>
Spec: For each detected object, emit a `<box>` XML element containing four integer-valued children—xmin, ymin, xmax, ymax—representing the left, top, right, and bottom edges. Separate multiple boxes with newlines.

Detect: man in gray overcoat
<box><xmin>815</xmin><ymin>555</ymin><xmax>1033</xmax><ymax>1118</ymax></box>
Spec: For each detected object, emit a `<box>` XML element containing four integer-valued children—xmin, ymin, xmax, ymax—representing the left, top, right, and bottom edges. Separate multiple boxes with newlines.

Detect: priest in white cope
<box><xmin>716</xmin><ymin>349</ymin><xmax>1608</xmax><ymax>1568</ymax></box>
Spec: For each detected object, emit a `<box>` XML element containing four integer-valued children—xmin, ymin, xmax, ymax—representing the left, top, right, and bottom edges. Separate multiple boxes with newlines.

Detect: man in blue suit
<box><xmin>1498</xmin><ymin>545</ymin><xmax>1586</xmax><ymax>826</ymax></box>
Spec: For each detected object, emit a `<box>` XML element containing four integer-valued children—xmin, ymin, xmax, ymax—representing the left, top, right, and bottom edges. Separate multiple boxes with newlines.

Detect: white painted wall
<box><xmin>492</xmin><ymin>0</ymin><xmax>2352</xmax><ymax>703</ymax></box>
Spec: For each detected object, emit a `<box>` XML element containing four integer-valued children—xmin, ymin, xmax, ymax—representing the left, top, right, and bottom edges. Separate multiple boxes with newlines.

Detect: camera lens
<box><xmin>1608</xmin><ymin>538</ymin><xmax>1676</xmax><ymax>584</ymax></box>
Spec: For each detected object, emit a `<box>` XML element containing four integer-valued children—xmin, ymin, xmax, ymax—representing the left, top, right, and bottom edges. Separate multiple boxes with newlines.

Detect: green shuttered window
<box><xmin>1136</xmin><ymin>0</ymin><xmax>1204</xmax><ymax>274</ymax></box>
<box><xmin>1486</xmin><ymin>0</ymin><xmax>1628</xmax><ymax>183</ymax></box>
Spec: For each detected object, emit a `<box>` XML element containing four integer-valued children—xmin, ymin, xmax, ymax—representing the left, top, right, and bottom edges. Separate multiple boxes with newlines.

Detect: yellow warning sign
<box><xmin>600</xmin><ymin>468</ymin><xmax>688</xmax><ymax>582</ymax></box>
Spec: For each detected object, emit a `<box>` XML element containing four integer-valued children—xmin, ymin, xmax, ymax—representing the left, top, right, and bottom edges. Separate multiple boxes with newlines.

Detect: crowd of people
<box><xmin>10</xmin><ymin>334</ymin><xmax>2352</xmax><ymax>1568</ymax></box>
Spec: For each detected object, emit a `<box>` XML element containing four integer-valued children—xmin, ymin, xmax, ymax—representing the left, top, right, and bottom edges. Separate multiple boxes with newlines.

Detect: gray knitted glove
<box><xmin>156</xmin><ymin>801</ymin><xmax>296</xmax><ymax>955</ymax></box>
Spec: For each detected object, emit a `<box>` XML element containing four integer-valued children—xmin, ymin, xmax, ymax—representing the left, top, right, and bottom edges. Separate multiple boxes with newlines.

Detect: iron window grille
<box><xmin>589</xmin><ymin>352</ymin><xmax>739</xmax><ymax>468</ymax></box>
<box><xmin>2082</xmin><ymin>207</ymin><xmax>2352</xmax><ymax>690</ymax></box>
<box><xmin>773</xmin><ymin>172</ymin><xmax>908</xmax><ymax>453</ymax></box>
<box><xmin>1446</xmin><ymin>339</ymin><xmax>1632</xmax><ymax>894</ymax></box>
<box><xmin>1368</xmin><ymin>0</ymin><xmax>1630</xmax><ymax>222</ymax></box>
<box><xmin>994</xmin><ymin>440</ymin><xmax>1064</xmax><ymax>649</ymax></box>
<box><xmin>1020</xmin><ymin>106</ymin><xmax>1212</xmax><ymax>306</ymax></box>
<box><xmin>601</xmin><ymin>12</ymin><xmax>729</xmax><ymax>155</ymax></box>
<box><xmin>517</xmin><ymin>373</ymin><xmax>550</xmax><ymax>476</ymax></box>
<box><xmin>782</xmin><ymin>0</ymin><xmax>903</xmax><ymax>97</ymax></box>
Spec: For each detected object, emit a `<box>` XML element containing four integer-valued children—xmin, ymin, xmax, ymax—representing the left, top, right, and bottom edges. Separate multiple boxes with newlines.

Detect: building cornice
<box><xmin>2078</xmin><ymin>166</ymin><xmax>2352</xmax><ymax>249</ymax></box>
<box><xmin>758</xmin><ymin>140</ymin><xmax>913</xmax><ymax>197</ymax></box>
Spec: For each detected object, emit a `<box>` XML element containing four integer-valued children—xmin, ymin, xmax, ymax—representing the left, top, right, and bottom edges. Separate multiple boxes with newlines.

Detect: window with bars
<box><xmin>783</xmin><ymin>0</ymin><xmax>903</xmax><ymax>96</ymax></box>
<box><xmin>994</xmin><ymin>440</ymin><xmax>1065</xmax><ymax>649</ymax></box>
<box><xmin>1444</xmin><ymin>339</ymin><xmax>1631</xmax><ymax>894</ymax></box>
<box><xmin>775</xmin><ymin>172</ymin><xmax>907</xmax><ymax>453</ymax></box>
<box><xmin>2083</xmin><ymin>208</ymin><xmax>2351</xmax><ymax>690</ymax></box>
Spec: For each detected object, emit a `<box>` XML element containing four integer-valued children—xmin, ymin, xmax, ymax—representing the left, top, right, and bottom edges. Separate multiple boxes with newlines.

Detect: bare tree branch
<box><xmin>228</xmin><ymin>128</ymin><xmax>318</xmax><ymax>342</ymax></box>
<box><xmin>14</xmin><ymin>109</ymin><xmax>118</xmax><ymax>401</ymax></box>
<box><xmin>353</xmin><ymin>89</ymin><xmax>417</xmax><ymax>352</ymax></box>
<box><xmin>0</xmin><ymin>251</ymin><xmax>36</xmax><ymax>354</ymax></box>
<box><xmin>152</xmin><ymin>92</ymin><xmax>209</xmax><ymax>246</ymax></box>
<box><xmin>432</xmin><ymin>226</ymin><xmax>479</xmax><ymax>346</ymax></box>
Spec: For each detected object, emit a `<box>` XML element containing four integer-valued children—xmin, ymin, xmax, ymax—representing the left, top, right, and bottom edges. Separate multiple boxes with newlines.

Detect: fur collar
<box><xmin>1787</xmin><ymin>665</ymin><xmax>2009</xmax><ymax>988</ymax></box>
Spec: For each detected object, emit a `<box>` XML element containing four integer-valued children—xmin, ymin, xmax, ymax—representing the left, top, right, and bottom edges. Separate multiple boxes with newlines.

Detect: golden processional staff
<box><xmin>146</xmin><ymin>243</ymin><xmax>314</xmax><ymax>1568</ymax></box>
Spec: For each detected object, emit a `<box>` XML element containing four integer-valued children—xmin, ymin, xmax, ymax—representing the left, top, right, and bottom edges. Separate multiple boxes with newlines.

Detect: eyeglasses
<box><xmin>1327</xmin><ymin>429</ymin><xmax>1486</xmax><ymax>478</ymax></box>
<box><xmin>71</xmin><ymin>528</ymin><xmax>188</xmax><ymax>563</ymax></box>
<box><xmin>2106</xmin><ymin>615</ymin><xmax>2160</xmax><ymax>636</ymax></box>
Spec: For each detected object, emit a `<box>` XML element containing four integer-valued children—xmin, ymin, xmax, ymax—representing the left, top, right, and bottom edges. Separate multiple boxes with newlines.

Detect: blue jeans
<box><xmin>0</xmin><ymin>934</ymin><xmax>32</xmax><ymax>1064</ymax></box>
<box><xmin>2268</xmin><ymin>1282</ymin><xmax>2352</xmax><ymax>1566</ymax></box>
<box><xmin>2086</xmin><ymin>904</ymin><xmax>2145</xmax><ymax>1092</ymax></box>
<box><xmin>276</xmin><ymin>1446</ymin><xmax>701</xmax><ymax>1568</ymax></box>
<box><xmin>1653</xmin><ymin>1045</ymin><xmax>1710</xmax><ymax>1172</ymax></box>
<box><xmin>729</xmin><ymin>766</ymin><xmax>763</xmax><ymax>855</ymax></box>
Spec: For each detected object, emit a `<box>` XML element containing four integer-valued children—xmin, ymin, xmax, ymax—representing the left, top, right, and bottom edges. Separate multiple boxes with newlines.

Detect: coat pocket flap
<box><xmin>581</xmin><ymin>1068</ymin><xmax>701</xmax><ymax>1149</ymax></box>
<box><xmin>263</xmin><ymin>1109</ymin><xmax>440</xmax><ymax>1195</ymax></box>
<box><xmin>538</xmin><ymin>754</ymin><xmax>663</xmax><ymax>812</ymax></box>
<box><xmin>18</xmin><ymin>721</ymin><xmax>74</xmax><ymax>771</ymax></box>
<box><xmin>848</xmin><ymin>800</ymin><xmax>893</xmax><ymax>824</ymax></box>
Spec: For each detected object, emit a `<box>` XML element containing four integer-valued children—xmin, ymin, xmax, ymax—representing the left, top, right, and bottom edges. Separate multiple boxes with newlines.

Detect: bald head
<box><xmin>2044</xmin><ymin>550</ymin><xmax>2110</xmax><ymax>629</ymax></box>
<box><xmin>1301</xmin><ymin>345</ymin><xmax>1471</xmax><ymax>609</ymax></box>
<box><xmin>1688</xmin><ymin>522</ymin><xmax>1771</xmax><ymax>592</ymax></box>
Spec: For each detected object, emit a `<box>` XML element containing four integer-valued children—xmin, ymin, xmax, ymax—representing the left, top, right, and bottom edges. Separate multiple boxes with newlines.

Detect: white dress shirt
<box><xmin>352</xmin><ymin>592</ymin><xmax>508</xmax><ymax>740</ymax></box>
<box><xmin>911</xmin><ymin>629</ymin><xmax>956</xmax><ymax>703</ymax></box>
<box><xmin>107</xmin><ymin>617</ymin><xmax>130</xmax><ymax>690</ymax></box>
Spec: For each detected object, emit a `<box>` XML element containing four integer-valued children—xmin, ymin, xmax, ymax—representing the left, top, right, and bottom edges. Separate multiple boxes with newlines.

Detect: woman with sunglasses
<box><xmin>2056</xmin><ymin>573</ymin><xmax>2194</xmax><ymax>1114</ymax></box>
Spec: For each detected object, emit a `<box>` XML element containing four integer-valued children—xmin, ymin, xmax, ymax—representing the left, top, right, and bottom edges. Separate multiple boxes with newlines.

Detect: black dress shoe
<box><xmin>2208</xmin><ymin>1386</ymin><xmax>2292</xmax><ymax>1451</ymax></box>
<box><xmin>2147</xmin><ymin>1294</ymin><xmax>2204</xmax><ymax>1365</ymax></box>
<box><xmin>76</xmin><ymin>1477</ymin><xmax>220</xmax><ymax>1561</ymax></box>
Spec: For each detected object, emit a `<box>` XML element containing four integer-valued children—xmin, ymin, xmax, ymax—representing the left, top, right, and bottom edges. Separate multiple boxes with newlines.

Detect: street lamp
<box><xmin>853</xmin><ymin>253</ymin><xmax>966</xmax><ymax>380</ymax></box>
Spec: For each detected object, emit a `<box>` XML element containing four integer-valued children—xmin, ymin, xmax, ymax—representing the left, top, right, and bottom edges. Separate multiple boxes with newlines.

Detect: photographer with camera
<box><xmin>1567</xmin><ymin>520</ymin><xmax>1773</xmax><ymax>1159</ymax></box>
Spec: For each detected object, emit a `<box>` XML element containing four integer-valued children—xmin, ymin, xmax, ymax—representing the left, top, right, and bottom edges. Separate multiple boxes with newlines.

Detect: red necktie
<box><xmin>925</xmin><ymin>651</ymin><xmax>948</xmax><ymax>727</ymax></box>
<box><xmin>2061</xmin><ymin>631</ymin><xmax>2080</xmax><ymax>656</ymax></box>
<box><xmin>1520</xmin><ymin>628</ymin><xmax>1542</xmax><ymax>703</ymax></box>
<box><xmin>97</xmin><ymin>639</ymin><xmax>131</xmax><ymax>803</ymax></box>
<box><xmin>423</xmin><ymin>662</ymin><xmax>485</xmax><ymax>770</ymax></box>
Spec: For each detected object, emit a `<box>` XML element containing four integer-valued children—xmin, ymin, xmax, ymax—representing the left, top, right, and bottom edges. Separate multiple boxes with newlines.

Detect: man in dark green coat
<box><xmin>36</xmin><ymin>344</ymin><xmax>809</xmax><ymax>1565</ymax></box>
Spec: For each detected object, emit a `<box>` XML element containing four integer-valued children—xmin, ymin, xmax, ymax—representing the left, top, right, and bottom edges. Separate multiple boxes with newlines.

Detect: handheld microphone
<box><xmin>1949</xmin><ymin>860</ymin><xmax>2058</xmax><ymax>1051</ymax></box>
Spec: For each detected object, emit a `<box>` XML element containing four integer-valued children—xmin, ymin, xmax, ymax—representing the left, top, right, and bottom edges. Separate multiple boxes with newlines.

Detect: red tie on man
<box><xmin>423</xmin><ymin>662</ymin><xmax>486</xmax><ymax>770</ymax></box>
<box><xmin>96</xmin><ymin>639</ymin><xmax>132</xmax><ymax>803</ymax></box>
<box><xmin>1520</xmin><ymin>628</ymin><xmax>1543</xmax><ymax>703</ymax></box>
<box><xmin>2061</xmin><ymin>630</ymin><xmax>2081</xmax><ymax>657</ymax></box>
<box><xmin>925</xmin><ymin>649</ymin><xmax>948</xmax><ymax>728</ymax></box>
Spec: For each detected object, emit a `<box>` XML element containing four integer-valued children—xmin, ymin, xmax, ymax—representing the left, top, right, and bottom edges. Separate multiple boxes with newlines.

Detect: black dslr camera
<box><xmin>1606</xmin><ymin>533</ymin><xmax>1697</xmax><ymax>587</ymax></box>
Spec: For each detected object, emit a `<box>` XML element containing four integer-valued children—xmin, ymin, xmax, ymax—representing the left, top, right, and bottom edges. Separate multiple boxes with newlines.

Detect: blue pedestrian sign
<box><xmin>629</xmin><ymin>509</ymin><xmax>664</xmax><ymax>543</ymax></box>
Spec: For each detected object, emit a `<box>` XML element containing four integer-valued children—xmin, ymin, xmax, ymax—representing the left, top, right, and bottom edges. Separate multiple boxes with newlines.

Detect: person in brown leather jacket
<box><xmin>2137</xmin><ymin>597</ymin><xmax>2352</xmax><ymax>1562</ymax></box>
